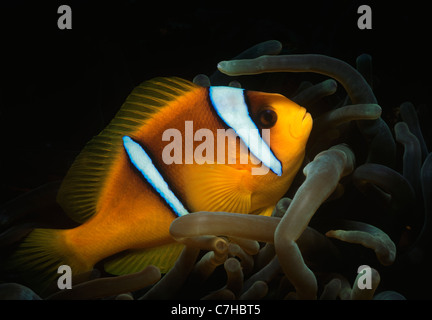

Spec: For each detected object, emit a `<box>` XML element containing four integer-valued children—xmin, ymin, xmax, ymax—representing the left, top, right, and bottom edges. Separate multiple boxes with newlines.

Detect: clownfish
<box><xmin>5</xmin><ymin>77</ymin><xmax>312</xmax><ymax>293</ymax></box>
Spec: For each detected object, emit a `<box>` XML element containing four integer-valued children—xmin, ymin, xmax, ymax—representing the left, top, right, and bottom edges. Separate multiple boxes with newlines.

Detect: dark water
<box><xmin>0</xmin><ymin>1</ymin><xmax>430</xmax><ymax>202</ymax></box>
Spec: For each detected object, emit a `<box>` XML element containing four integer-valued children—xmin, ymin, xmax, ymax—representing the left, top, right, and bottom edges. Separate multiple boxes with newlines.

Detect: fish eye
<box><xmin>257</xmin><ymin>109</ymin><xmax>277</xmax><ymax>128</ymax></box>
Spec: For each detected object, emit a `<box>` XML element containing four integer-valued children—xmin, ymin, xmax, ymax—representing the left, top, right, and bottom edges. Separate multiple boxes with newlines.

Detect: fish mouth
<box><xmin>290</xmin><ymin>108</ymin><xmax>312</xmax><ymax>139</ymax></box>
<box><xmin>300</xmin><ymin>107</ymin><xmax>313</xmax><ymax>126</ymax></box>
<box><xmin>300</xmin><ymin>108</ymin><xmax>311</xmax><ymax>122</ymax></box>
<box><xmin>302</xmin><ymin>111</ymin><xmax>312</xmax><ymax>122</ymax></box>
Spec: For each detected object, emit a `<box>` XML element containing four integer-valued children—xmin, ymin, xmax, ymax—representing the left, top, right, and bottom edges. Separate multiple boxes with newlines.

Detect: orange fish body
<box><xmin>5</xmin><ymin>77</ymin><xmax>312</xmax><ymax>293</ymax></box>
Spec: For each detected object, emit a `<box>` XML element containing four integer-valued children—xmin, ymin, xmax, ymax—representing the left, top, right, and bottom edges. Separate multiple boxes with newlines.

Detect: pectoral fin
<box><xmin>184</xmin><ymin>164</ymin><xmax>253</xmax><ymax>214</ymax></box>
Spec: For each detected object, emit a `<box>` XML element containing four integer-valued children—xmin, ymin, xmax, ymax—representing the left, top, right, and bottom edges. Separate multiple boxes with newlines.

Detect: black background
<box><xmin>1</xmin><ymin>1</ymin><xmax>431</xmax><ymax>203</ymax></box>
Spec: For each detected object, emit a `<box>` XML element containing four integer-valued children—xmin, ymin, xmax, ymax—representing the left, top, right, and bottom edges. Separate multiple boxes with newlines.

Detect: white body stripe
<box><xmin>209</xmin><ymin>86</ymin><xmax>282</xmax><ymax>176</ymax></box>
<box><xmin>123</xmin><ymin>136</ymin><xmax>189</xmax><ymax>217</ymax></box>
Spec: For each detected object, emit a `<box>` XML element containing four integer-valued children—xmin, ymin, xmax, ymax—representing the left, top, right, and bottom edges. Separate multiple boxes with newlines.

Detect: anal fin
<box><xmin>104</xmin><ymin>242</ymin><xmax>184</xmax><ymax>275</ymax></box>
<box><xmin>254</xmin><ymin>205</ymin><xmax>276</xmax><ymax>217</ymax></box>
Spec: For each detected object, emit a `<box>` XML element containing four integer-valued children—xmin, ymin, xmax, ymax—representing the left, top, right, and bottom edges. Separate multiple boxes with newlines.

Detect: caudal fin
<box><xmin>2</xmin><ymin>228</ymin><xmax>91</xmax><ymax>296</ymax></box>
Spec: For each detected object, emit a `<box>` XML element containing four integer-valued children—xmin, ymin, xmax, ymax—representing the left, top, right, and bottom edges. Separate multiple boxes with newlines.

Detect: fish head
<box><xmin>246</xmin><ymin>90</ymin><xmax>313</xmax><ymax>175</ymax></box>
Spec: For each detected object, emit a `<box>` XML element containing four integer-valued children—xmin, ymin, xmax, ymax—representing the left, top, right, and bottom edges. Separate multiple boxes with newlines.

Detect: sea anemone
<box><xmin>0</xmin><ymin>40</ymin><xmax>430</xmax><ymax>300</ymax></box>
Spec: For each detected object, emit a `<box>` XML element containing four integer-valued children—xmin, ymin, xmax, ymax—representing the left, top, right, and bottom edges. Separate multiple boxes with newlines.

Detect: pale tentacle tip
<box><xmin>217</xmin><ymin>61</ymin><xmax>229</xmax><ymax>72</ymax></box>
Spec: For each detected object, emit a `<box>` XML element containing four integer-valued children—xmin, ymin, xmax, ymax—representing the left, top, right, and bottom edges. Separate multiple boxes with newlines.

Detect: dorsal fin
<box><xmin>57</xmin><ymin>77</ymin><xmax>198</xmax><ymax>223</ymax></box>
